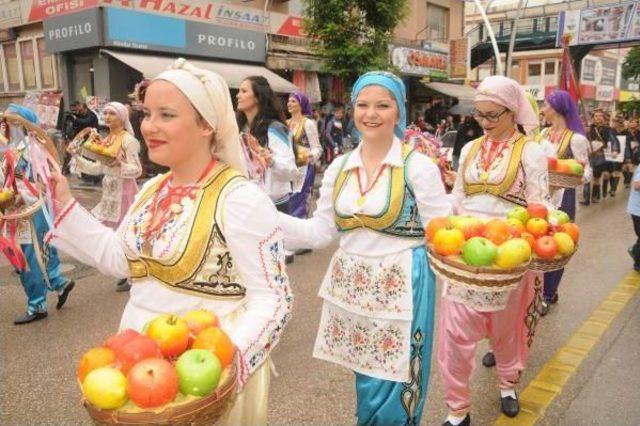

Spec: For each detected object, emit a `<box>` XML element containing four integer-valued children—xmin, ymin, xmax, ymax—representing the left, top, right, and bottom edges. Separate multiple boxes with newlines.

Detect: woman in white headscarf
<box><xmin>48</xmin><ymin>58</ymin><xmax>292</xmax><ymax>424</ymax></box>
<box><xmin>70</xmin><ymin>101</ymin><xmax>142</xmax><ymax>229</ymax></box>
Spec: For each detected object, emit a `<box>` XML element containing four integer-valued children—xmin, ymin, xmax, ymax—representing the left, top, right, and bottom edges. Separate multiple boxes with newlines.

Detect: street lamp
<box><xmin>467</xmin><ymin>0</ymin><xmax>504</xmax><ymax>75</ymax></box>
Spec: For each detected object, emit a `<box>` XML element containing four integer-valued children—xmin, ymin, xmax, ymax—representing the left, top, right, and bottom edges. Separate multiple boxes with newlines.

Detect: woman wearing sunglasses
<box><xmin>439</xmin><ymin>76</ymin><xmax>552</xmax><ymax>426</ymax></box>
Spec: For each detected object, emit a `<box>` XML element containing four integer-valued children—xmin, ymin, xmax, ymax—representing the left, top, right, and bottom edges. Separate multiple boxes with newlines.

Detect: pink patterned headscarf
<box><xmin>475</xmin><ymin>75</ymin><xmax>539</xmax><ymax>134</ymax></box>
<box><xmin>103</xmin><ymin>102</ymin><xmax>134</xmax><ymax>135</ymax></box>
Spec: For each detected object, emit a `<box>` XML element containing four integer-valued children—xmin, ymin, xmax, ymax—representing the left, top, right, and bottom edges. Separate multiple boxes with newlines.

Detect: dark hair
<box><xmin>236</xmin><ymin>76</ymin><xmax>287</xmax><ymax>147</ymax></box>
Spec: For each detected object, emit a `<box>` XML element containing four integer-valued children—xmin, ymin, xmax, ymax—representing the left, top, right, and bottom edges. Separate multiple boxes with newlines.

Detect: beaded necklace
<box><xmin>355</xmin><ymin>165</ymin><xmax>387</xmax><ymax>207</ymax></box>
<box><xmin>478</xmin><ymin>130</ymin><xmax>517</xmax><ymax>182</ymax></box>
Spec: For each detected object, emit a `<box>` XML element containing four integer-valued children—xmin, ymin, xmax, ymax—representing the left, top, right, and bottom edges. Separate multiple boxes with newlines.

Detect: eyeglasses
<box><xmin>473</xmin><ymin>108</ymin><xmax>508</xmax><ymax>123</ymax></box>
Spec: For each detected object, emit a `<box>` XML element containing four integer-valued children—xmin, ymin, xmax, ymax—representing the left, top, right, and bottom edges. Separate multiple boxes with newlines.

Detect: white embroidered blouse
<box><xmin>49</xmin><ymin>174</ymin><xmax>293</xmax><ymax>387</ymax></box>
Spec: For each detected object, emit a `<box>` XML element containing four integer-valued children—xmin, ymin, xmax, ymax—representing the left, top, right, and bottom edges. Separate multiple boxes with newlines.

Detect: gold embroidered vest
<box><xmin>462</xmin><ymin>135</ymin><xmax>529</xmax><ymax>207</ymax></box>
<box><xmin>126</xmin><ymin>164</ymin><xmax>246</xmax><ymax>299</ymax></box>
<box><xmin>542</xmin><ymin>128</ymin><xmax>573</xmax><ymax>159</ymax></box>
<box><xmin>332</xmin><ymin>144</ymin><xmax>424</xmax><ymax>238</ymax></box>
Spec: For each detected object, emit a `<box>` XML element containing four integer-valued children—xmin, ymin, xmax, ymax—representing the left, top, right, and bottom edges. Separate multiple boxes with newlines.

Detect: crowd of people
<box><xmin>1</xmin><ymin>57</ymin><xmax>638</xmax><ymax>426</ymax></box>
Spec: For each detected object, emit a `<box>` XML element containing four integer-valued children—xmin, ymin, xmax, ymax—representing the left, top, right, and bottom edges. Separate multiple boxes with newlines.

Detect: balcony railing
<box><xmin>467</xmin><ymin>15</ymin><xmax>558</xmax><ymax>48</ymax></box>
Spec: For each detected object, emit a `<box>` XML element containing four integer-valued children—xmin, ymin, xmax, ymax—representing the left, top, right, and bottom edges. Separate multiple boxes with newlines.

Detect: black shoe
<box><xmin>115</xmin><ymin>279</ymin><xmax>131</xmax><ymax>292</ymax></box>
<box><xmin>629</xmin><ymin>247</ymin><xmax>636</xmax><ymax>261</ymax></box>
<box><xmin>294</xmin><ymin>249</ymin><xmax>312</xmax><ymax>256</ymax></box>
<box><xmin>14</xmin><ymin>311</ymin><xmax>48</xmax><ymax>325</ymax></box>
<box><xmin>550</xmin><ymin>293</ymin><xmax>559</xmax><ymax>304</ymax></box>
<box><xmin>56</xmin><ymin>280</ymin><xmax>75</xmax><ymax>310</ymax></box>
<box><xmin>539</xmin><ymin>301</ymin><xmax>550</xmax><ymax>317</ymax></box>
<box><xmin>579</xmin><ymin>200</ymin><xmax>590</xmax><ymax>206</ymax></box>
<box><xmin>285</xmin><ymin>254</ymin><xmax>295</xmax><ymax>265</ymax></box>
<box><xmin>482</xmin><ymin>351</ymin><xmax>496</xmax><ymax>367</ymax></box>
<box><xmin>442</xmin><ymin>414</ymin><xmax>470</xmax><ymax>426</ymax></box>
<box><xmin>501</xmin><ymin>393</ymin><xmax>520</xmax><ymax>417</ymax></box>
<box><xmin>609</xmin><ymin>191</ymin><xmax>616</xmax><ymax>197</ymax></box>
<box><xmin>592</xmin><ymin>198</ymin><xmax>600</xmax><ymax>204</ymax></box>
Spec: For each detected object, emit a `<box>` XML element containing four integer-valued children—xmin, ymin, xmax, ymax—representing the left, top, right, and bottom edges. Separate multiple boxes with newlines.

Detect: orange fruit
<box><xmin>483</xmin><ymin>219</ymin><xmax>511</xmax><ymax>246</ymax></box>
<box><xmin>425</xmin><ymin>217</ymin><xmax>450</xmax><ymax>243</ymax></box>
<box><xmin>77</xmin><ymin>347</ymin><xmax>116</xmax><ymax>383</ymax></box>
<box><xmin>433</xmin><ymin>227</ymin><xmax>466</xmax><ymax>256</ymax></box>
<box><xmin>192</xmin><ymin>327</ymin><xmax>235</xmax><ymax>368</ymax></box>
<box><xmin>561</xmin><ymin>223</ymin><xmax>580</xmax><ymax>243</ymax></box>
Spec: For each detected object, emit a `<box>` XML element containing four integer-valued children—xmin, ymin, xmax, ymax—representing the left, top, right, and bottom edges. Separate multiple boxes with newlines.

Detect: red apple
<box><xmin>547</xmin><ymin>157</ymin><xmax>558</xmax><ymax>171</ymax></box>
<box><xmin>103</xmin><ymin>329</ymin><xmax>140</xmax><ymax>352</ymax></box>
<box><xmin>526</xmin><ymin>203</ymin><xmax>548</xmax><ymax>219</ymax></box>
<box><xmin>127</xmin><ymin>358</ymin><xmax>179</xmax><ymax>409</ymax></box>
<box><xmin>147</xmin><ymin>314</ymin><xmax>190</xmax><ymax>358</ymax></box>
<box><xmin>457</xmin><ymin>217</ymin><xmax>486</xmax><ymax>240</ymax></box>
<box><xmin>114</xmin><ymin>335</ymin><xmax>163</xmax><ymax>375</ymax></box>
<box><xmin>505</xmin><ymin>218</ymin><xmax>525</xmax><ymax>237</ymax></box>
<box><xmin>534</xmin><ymin>236</ymin><xmax>558</xmax><ymax>259</ymax></box>
<box><xmin>526</xmin><ymin>218</ymin><xmax>549</xmax><ymax>238</ymax></box>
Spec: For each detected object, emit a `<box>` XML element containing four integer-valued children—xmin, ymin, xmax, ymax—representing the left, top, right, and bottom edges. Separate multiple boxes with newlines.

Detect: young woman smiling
<box><xmin>440</xmin><ymin>76</ymin><xmax>552</xmax><ymax>426</ymax></box>
<box><xmin>49</xmin><ymin>59</ymin><xmax>292</xmax><ymax>425</ymax></box>
<box><xmin>278</xmin><ymin>71</ymin><xmax>451</xmax><ymax>425</ymax></box>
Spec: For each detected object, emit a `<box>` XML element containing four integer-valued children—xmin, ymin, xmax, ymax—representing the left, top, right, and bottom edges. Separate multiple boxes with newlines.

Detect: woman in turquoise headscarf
<box><xmin>278</xmin><ymin>71</ymin><xmax>452</xmax><ymax>424</ymax></box>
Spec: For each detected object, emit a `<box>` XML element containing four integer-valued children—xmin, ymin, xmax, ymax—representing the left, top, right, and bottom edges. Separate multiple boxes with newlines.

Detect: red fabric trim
<box><xmin>54</xmin><ymin>200</ymin><xmax>77</xmax><ymax>228</ymax></box>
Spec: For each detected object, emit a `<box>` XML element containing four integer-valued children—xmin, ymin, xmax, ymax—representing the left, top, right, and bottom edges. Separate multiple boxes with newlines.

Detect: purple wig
<box><xmin>289</xmin><ymin>91</ymin><xmax>313</xmax><ymax>118</ymax></box>
<box><xmin>545</xmin><ymin>90</ymin><xmax>585</xmax><ymax>136</ymax></box>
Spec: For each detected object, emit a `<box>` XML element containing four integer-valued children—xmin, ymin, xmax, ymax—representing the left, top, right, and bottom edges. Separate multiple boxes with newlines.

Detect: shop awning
<box><xmin>101</xmin><ymin>49</ymin><xmax>298</xmax><ymax>93</ymax></box>
<box><xmin>423</xmin><ymin>82</ymin><xmax>477</xmax><ymax>100</ymax></box>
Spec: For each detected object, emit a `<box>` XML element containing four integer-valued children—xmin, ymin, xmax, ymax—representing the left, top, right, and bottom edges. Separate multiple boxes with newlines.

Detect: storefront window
<box><xmin>37</xmin><ymin>38</ymin><xmax>55</xmax><ymax>89</ymax></box>
<box><xmin>427</xmin><ymin>3</ymin><xmax>449</xmax><ymax>42</ymax></box>
<box><xmin>527</xmin><ymin>62</ymin><xmax>541</xmax><ymax>85</ymax></box>
<box><xmin>20</xmin><ymin>40</ymin><xmax>37</xmax><ymax>90</ymax></box>
<box><xmin>3</xmin><ymin>43</ymin><xmax>20</xmax><ymax>91</ymax></box>
<box><xmin>543</xmin><ymin>60</ymin><xmax>556</xmax><ymax>85</ymax></box>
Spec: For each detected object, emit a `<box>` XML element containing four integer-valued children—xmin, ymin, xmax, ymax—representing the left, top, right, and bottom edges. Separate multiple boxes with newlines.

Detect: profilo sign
<box><xmin>43</xmin><ymin>8</ymin><xmax>103</xmax><ymax>53</ymax></box>
<box><xmin>104</xmin><ymin>8</ymin><xmax>265</xmax><ymax>62</ymax></box>
<box><xmin>42</xmin><ymin>7</ymin><xmax>266</xmax><ymax>63</ymax></box>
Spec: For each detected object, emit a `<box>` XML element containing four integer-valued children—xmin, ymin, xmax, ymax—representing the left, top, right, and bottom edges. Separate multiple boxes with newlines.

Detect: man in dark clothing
<box><xmin>71</xmin><ymin>103</ymin><xmax>98</xmax><ymax>137</ymax></box>
<box><xmin>452</xmin><ymin>116</ymin><xmax>483</xmax><ymax>170</ymax></box>
<box><xmin>324</xmin><ymin>104</ymin><xmax>345</xmax><ymax>164</ymax></box>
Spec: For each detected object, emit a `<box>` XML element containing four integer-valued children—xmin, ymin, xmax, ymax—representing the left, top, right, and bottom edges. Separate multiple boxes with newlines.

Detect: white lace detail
<box><xmin>442</xmin><ymin>281</ymin><xmax>517</xmax><ymax>312</ymax></box>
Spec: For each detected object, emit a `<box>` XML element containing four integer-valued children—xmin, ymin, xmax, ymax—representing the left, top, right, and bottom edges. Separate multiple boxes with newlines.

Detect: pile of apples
<box><xmin>77</xmin><ymin>310</ymin><xmax>235</xmax><ymax>411</ymax></box>
<box><xmin>548</xmin><ymin>157</ymin><xmax>585</xmax><ymax>176</ymax></box>
<box><xmin>506</xmin><ymin>204</ymin><xmax>579</xmax><ymax>261</ymax></box>
<box><xmin>426</xmin><ymin>215</ymin><xmax>532</xmax><ymax>269</ymax></box>
<box><xmin>425</xmin><ymin>203</ymin><xmax>579</xmax><ymax>269</ymax></box>
<box><xmin>84</xmin><ymin>139</ymin><xmax>118</xmax><ymax>158</ymax></box>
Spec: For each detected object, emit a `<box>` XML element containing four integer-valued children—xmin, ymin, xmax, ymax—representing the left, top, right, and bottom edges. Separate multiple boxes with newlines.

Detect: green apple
<box><xmin>175</xmin><ymin>349</ymin><xmax>221</xmax><ymax>397</ymax></box>
<box><xmin>447</xmin><ymin>215</ymin><xmax>466</xmax><ymax>229</ymax></box>
<box><xmin>568</xmin><ymin>162</ymin><xmax>584</xmax><ymax>176</ymax></box>
<box><xmin>547</xmin><ymin>210</ymin><xmax>570</xmax><ymax>226</ymax></box>
<box><xmin>461</xmin><ymin>237</ymin><xmax>497</xmax><ymax>266</ymax></box>
<box><xmin>507</xmin><ymin>207</ymin><xmax>530</xmax><ymax>225</ymax></box>
<box><xmin>82</xmin><ymin>366</ymin><xmax>128</xmax><ymax>410</ymax></box>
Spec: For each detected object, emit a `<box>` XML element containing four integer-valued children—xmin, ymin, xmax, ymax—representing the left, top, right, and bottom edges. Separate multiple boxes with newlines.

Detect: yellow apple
<box><xmin>82</xmin><ymin>366</ymin><xmax>128</xmax><ymax>410</ymax></box>
<box><xmin>553</xmin><ymin>232</ymin><xmax>575</xmax><ymax>256</ymax></box>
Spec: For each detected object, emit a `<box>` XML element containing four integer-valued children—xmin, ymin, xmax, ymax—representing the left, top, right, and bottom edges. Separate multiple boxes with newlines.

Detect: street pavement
<box><xmin>0</xmin><ymin>181</ymin><xmax>638</xmax><ymax>426</ymax></box>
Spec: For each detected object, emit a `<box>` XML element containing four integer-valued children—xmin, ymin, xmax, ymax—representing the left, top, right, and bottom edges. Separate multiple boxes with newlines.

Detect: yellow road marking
<box><xmin>494</xmin><ymin>271</ymin><xmax>640</xmax><ymax>426</ymax></box>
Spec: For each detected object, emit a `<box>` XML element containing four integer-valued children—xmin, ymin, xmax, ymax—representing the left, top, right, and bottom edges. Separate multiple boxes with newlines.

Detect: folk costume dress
<box><xmin>441</xmin><ymin>131</ymin><xmax>551</xmax><ymax>416</ymax></box>
<box><xmin>287</xmin><ymin>116</ymin><xmax>322</xmax><ymax>218</ymax></box>
<box><xmin>280</xmin><ymin>136</ymin><xmax>451</xmax><ymax>424</ymax></box>
<box><xmin>1</xmin><ymin>132</ymin><xmax>71</xmax><ymax>316</ymax></box>
<box><xmin>247</xmin><ymin>121</ymin><xmax>299</xmax><ymax>212</ymax></box>
<box><xmin>540</xmin><ymin>128</ymin><xmax>591</xmax><ymax>302</ymax></box>
<box><xmin>72</xmin><ymin>129</ymin><xmax>142</xmax><ymax>228</ymax></box>
<box><xmin>49</xmin><ymin>161</ymin><xmax>293</xmax><ymax>425</ymax></box>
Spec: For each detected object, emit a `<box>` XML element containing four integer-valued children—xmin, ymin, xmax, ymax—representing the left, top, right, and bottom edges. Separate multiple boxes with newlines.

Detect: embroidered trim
<box><xmin>54</xmin><ymin>200</ymin><xmax>77</xmax><ymax>228</ymax></box>
<box><xmin>401</xmin><ymin>328</ymin><xmax>424</xmax><ymax>425</ymax></box>
<box><xmin>525</xmin><ymin>274</ymin><xmax>543</xmax><ymax>347</ymax></box>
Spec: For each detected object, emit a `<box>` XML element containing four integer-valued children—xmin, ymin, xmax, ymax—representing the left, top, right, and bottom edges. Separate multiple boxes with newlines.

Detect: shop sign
<box><xmin>104</xmin><ymin>7</ymin><xmax>265</xmax><ymax>62</ymax></box>
<box><xmin>0</xmin><ymin>1</ymin><xmax>22</xmax><ymax>28</ymax></box>
<box><xmin>43</xmin><ymin>7</ymin><xmax>102</xmax><ymax>53</ymax></box>
<box><xmin>390</xmin><ymin>45</ymin><xmax>448</xmax><ymax>79</ymax></box>
<box><xmin>29</xmin><ymin>0</ymin><xmax>99</xmax><ymax>22</ymax></box>
<box><xmin>449</xmin><ymin>38</ymin><xmax>469</xmax><ymax>80</ymax></box>
<box><xmin>100</xmin><ymin>0</ymin><xmax>304</xmax><ymax>37</ymax></box>
<box><xmin>619</xmin><ymin>90</ymin><xmax>640</xmax><ymax>102</ymax></box>
<box><xmin>557</xmin><ymin>1</ymin><xmax>640</xmax><ymax>46</ymax></box>
<box><xmin>580</xmin><ymin>56</ymin><xmax>616</xmax><ymax>87</ymax></box>
<box><xmin>595</xmin><ymin>86</ymin><xmax>614</xmax><ymax>102</ymax></box>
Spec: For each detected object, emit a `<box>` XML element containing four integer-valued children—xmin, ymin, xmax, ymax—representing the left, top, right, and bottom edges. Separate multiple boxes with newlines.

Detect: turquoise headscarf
<box><xmin>7</xmin><ymin>104</ymin><xmax>38</xmax><ymax>124</ymax></box>
<box><xmin>351</xmin><ymin>71</ymin><xmax>407</xmax><ymax>139</ymax></box>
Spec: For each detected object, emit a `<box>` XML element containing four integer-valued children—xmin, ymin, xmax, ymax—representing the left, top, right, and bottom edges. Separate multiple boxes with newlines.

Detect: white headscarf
<box><xmin>104</xmin><ymin>102</ymin><xmax>135</xmax><ymax>135</ymax></box>
<box><xmin>153</xmin><ymin>58</ymin><xmax>247</xmax><ymax>177</ymax></box>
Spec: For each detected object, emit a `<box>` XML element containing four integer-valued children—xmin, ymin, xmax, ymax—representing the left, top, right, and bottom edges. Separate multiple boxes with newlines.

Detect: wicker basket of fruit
<box><xmin>425</xmin><ymin>215</ymin><xmax>533</xmax><ymax>311</ymax></box>
<box><xmin>71</xmin><ymin>128</ymin><xmax>121</xmax><ymax>165</ymax></box>
<box><xmin>548</xmin><ymin>159</ymin><xmax>584</xmax><ymax>189</ymax></box>
<box><xmin>0</xmin><ymin>188</ymin><xmax>16</xmax><ymax>210</ymax></box>
<box><xmin>79</xmin><ymin>311</ymin><xmax>238</xmax><ymax>426</ymax></box>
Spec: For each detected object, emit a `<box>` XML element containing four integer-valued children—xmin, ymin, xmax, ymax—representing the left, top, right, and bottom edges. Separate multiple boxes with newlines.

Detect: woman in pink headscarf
<box><xmin>70</xmin><ymin>102</ymin><xmax>141</xmax><ymax>291</ymax></box>
<box><xmin>437</xmin><ymin>76</ymin><xmax>552</xmax><ymax>426</ymax></box>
